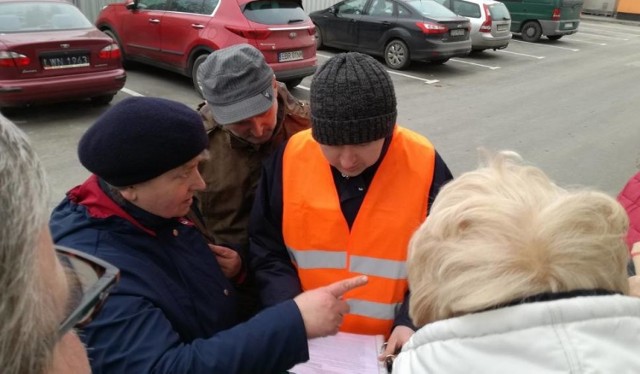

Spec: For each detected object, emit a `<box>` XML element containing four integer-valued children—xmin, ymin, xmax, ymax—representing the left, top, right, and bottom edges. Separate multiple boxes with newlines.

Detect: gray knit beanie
<box><xmin>310</xmin><ymin>52</ymin><xmax>397</xmax><ymax>145</ymax></box>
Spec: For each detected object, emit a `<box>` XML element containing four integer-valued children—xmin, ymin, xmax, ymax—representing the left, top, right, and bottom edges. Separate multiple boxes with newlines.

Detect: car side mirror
<box><xmin>329</xmin><ymin>6</ymin><xmax>336</xmax><ymax>14</ymax></box>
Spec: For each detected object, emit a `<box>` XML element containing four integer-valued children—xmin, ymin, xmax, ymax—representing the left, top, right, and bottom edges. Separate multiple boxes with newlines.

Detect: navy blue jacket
<box><xmin>50</xmin><ymin>175</ymin><xmax>308</xmax><ymax>373</ymax></box>
<box><xmin>248</xmin><ymin>134</ymin><xmax>453</xmax><ymax>329</ymax></box>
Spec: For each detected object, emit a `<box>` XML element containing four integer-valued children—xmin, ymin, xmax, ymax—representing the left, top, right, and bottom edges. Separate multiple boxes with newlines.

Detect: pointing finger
<box><xmin>326</xmin><ymin>275</ymin><xmax>368</xmax><ymax>298</ymax></box>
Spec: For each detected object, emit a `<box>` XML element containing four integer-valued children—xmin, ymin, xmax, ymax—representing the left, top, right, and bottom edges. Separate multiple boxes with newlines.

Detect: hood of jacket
<box><xmin>393</xmin><ymin>294</ymin><xmax>640</xmax><ymax>374</ymax></box>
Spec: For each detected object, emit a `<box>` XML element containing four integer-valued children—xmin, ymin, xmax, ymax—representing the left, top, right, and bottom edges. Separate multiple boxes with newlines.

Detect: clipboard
<box><xmin>289</xmin><ymin>332</ymin><xmax>386</xmax><ymax>374</ymax></box>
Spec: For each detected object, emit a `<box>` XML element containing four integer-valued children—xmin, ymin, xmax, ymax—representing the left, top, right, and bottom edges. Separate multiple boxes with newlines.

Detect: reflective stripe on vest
<box><xmin>347</xmin><ymin>299</ymin><xmax>401</xmax><ymax>320</ymax></box>
<box><xmin>282</xmin><ymin>127</ymin><xmax>435</xmax><ymax>337</ymax></box>
<box><xmin>287</xmin><ymin>246</ymin><xmax>407</xmax><ymax>280</ymax></box>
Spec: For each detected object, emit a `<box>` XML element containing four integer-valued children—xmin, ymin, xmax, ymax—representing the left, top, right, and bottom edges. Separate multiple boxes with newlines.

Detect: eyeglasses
<box><xmin>56</xmin><ymin>245</ymin><xmax>119</xmax><ymax>336</ymax></box>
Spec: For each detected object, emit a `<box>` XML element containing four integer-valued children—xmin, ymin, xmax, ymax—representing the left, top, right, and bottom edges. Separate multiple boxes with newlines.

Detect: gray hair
<box><xmin>0</xmin><ymin>114</ymin><xmax>56</xmax><ymax>373</ymax></box>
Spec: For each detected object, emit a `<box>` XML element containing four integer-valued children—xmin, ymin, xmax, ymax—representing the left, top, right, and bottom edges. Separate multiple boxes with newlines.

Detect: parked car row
<box><xmin>0</xmin><ymin>0</ymin><xmax>584</xmax><ymax>110</ymax></box>
<box><xmin>310</xmin><ymin>0</ymin><xmax>583</xmax><ymax>69</ymax></box>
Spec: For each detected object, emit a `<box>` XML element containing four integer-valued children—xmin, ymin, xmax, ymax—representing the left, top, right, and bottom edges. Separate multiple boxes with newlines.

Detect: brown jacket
<box><xmin>197</xmin><ymin>82</ymin><xmax>311</xmax><ymax>245</ymax></box>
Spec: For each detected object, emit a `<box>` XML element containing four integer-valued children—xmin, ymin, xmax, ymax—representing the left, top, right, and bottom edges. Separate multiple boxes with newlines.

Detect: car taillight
<box><xmin>225</xmin><ymin>25</ymin><xmax>271</xmax><ymax>40</ymax></box>
<box><xmin>416</xmin><ymin>21</ymin><xmax>448</xmax><ymax>34</ymax></box>
<box><xmin>552</xmin><ymin>8</ymin><xmax>561</xmax><ymax>20</ymax></box>
<box><xmin>0</xmin><ymin>51</ymin><xmax>30</xmax><ymax>68</ymax></box>
<box><xmin>308</xmin><ymin>26</ymin><xmax>316</xmax><ymax>36</ymax></box>
<box><xmin>98</xmin><ymin>43</ymin><xmax>121</xmax><ymax>60</ymax></box>
<box><xmin>480</xmin><ymin>4</ymin><xmax>492</xmax><ymax>33</ymax></box>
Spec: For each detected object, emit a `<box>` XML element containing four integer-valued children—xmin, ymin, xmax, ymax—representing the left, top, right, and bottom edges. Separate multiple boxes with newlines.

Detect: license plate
<box><xmin>497</xmin><ymin>24</ymin><xmax>508</xmax><ymax>31</ymax></box>
<box><xmin>42</xmin><ymin>54</ymin><xmax>90</xmax><ymax>70</ymax></box>
<box><xmin>564</xmin><ymin>22</ymin><xmax>574</xmax><ymax>29</ymax></box>
<box><xmin>278</xmin><ymin>50</ymin><xmax>303</xmax><ymax>63</ymax></box>
<box><xmin>450</xmin><ymin>29</ymin><xmax>465</xmax><ymax>37</ymax></box>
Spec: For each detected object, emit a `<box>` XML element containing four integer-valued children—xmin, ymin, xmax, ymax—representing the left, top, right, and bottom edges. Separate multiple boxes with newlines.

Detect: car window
<box><xmin>488</xmin><ymin>3</ymin><xmax>510</xmax><ymax>19</ymax></box>
<box><xmin>397</xmin><ymin>3</ymin><xmax>413</xmax><ymax>17</ymax></box>
<box><xmin>0</xmin><ymin>2</ymin><xmax>92</xmax><ymax>32</ymax></box>
<box><xmin>138</xmin><ymin>0</ymin><xmax>169</xmax><ymax>10</ymax></box>
<box><xmin>368</xmin><ymin>0</ymin><xmax>395</xmax><ymax>16</ymax></box>
<box><xmin>243</xmin><ymin>0</ymin><xmax>308</xmax><ymax>24</ymax></box>
<box><xmin>336</xmin><ymin>0</ymin><xmax>368</xmax><ymax>16</ymax></box>
<box><xmin>168</xmin><ymin>0</ymin><xmax>216</xmax><ymax>14</ymax></box>
<box><xmin>432</xmin><ymin>0</ymin><xmax>451</xmax><ymax>8</ymax></box>
<box><xmin>405</xmin><ymin>0</ymin><xmax>458</xmax><ymax>17</ymax></box>
<box><xmin>203</xmin><ymin>0</ymin><xmax>219</xmax><ymax>14</ymax></box>
<box><xmin>451</xmin><ymin>0</ymin><xmax>481</xmax><ymax>17</ymax></box>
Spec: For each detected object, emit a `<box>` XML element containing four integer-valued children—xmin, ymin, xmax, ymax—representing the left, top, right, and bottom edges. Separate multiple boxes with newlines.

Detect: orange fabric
<box><xmin>282</xmin><ymin>127</ymin><xmax>435</xmax><ymax>336</ymax></box>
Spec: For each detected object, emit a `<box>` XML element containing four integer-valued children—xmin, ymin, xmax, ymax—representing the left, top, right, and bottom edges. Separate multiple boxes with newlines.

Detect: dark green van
<box><xmin>501</xmin><ymin>0</ymin><xmax>583</xmax><ymax>42</ymax></box>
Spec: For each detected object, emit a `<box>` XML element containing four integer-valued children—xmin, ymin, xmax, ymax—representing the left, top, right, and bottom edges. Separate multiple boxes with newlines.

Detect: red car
<box><xmin>96</xmin><ymin>0</ymin><xmax>317</xmax><ymax>95</ymax></box>
<box><xmin>0</xmin><ymin>0</ymin><xmax>126</xmax><ymax>109</ymax></box>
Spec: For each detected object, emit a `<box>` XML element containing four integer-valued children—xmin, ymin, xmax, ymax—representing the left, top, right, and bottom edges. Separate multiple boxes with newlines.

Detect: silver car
<box><xmin>434</xmin><ymin>0</ymin><xmax>512</xmax><ymax>51</ymax></box>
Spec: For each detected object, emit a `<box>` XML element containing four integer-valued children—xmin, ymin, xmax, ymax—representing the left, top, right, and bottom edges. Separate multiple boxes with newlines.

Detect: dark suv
<box><xmin>96</xmin><ymin>0</ymin><xmax>317</xmax><ymax>94</ymax></box>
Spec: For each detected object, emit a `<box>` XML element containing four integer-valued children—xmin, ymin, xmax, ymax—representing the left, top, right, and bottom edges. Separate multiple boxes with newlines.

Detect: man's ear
<box><xmin>273</xmin><ymin>76</ymin><xmax>278</xmax><ymax>89</ymax></box>
<box><xmin>119</xmin><ymin>186</ymin><xmax>137</xmax><ymax>202</ymax></box>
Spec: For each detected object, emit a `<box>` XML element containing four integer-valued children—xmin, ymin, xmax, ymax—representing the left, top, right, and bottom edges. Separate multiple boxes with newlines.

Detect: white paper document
<box><xmin>289</xmin><ymin>332</ymin><xmax>386</xmax><ymax>374</ymax></box>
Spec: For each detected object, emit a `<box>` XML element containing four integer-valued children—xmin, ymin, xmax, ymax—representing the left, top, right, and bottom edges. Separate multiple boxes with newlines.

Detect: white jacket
<box><xmin>393</xmin><ymin>295</ymin><xmax>640</xmax><ymax>374</ymax></box>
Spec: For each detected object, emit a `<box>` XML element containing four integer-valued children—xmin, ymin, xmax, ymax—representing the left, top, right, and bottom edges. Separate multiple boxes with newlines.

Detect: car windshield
<box><xmin>243</xmin><ymin>0</ymin><xmax>308</xmax><ymax>24</ymax></box>
<box><xmin>405</xmin><ymin>0</ymin><xmax>458</xmax><ymax>18</ymax></box>
<box><xmin>0</xmin><ymin>2</ymin><xmax>92</xmax><ymax>33</ymax></box>
<box><xmin>488</xmin><ymin>3</ymin><xmax>510</xmax><ymax>20</ymax></box>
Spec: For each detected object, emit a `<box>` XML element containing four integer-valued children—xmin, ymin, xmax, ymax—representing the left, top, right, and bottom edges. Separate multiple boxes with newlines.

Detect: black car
<box><xmin>311</xmin><ymin>0</ymin><xmax>472</xmax><ymax>69</ymax></box>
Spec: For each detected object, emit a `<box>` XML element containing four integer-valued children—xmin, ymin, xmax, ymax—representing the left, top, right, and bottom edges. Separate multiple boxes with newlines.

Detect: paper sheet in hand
<box><xmin>289</xmin><ymin>332</ymin><xmax>386</xmax><ymax>374</ymax></box>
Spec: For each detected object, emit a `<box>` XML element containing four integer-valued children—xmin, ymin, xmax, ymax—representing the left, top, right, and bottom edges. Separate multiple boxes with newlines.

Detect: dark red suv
<box><xmin>96</xmin><ymin>0</ymin><xmax>317</xmax><ymax>95</ymax></box>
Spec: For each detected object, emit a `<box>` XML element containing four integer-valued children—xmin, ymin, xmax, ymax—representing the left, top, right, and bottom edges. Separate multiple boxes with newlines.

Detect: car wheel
<box><xmin>102</xmin><ymin>29</ymin><xmax>129</xmax><ymax>67</ymax></box>
<box><xmin>191</xmin><ymin>54</ymin><xmax>210</xmax><ymax>99</ymax></box>
<box><xmin>521</xmin><ymin>21</ymin><xmax>542</xmax><ymax>43</ymax></box>
<box><xmin>384</xmin><ymin>39</ymin><xmax>410</xmax><ymax>70</ymax></box>
<box><xmin>285</xmin><ymin>78</ymin><xmax>303</xmax><ymax>90</ymax></box>
<box><xmin>315</xmin><ymin>25</ymin><xmax>323</xmax><ymax>50</ymax></box>
<box><xmin>547</xmin><ymin>35</ymin><xmax>563</xmax><ymax>41</ymax></box>
<box><xmin>91</xmin><ymin>94</ymin><xmax>115</xmax><ymax>106</ymax></box>
<box><xmin>430</xmin><ymin>58</ymin><xmax>449</xmax><ymax>65</ymax></box>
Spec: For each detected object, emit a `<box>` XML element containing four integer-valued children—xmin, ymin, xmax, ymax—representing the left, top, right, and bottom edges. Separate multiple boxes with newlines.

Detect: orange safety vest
<box><xmin>282</xmin><ymin>126</ymin><xmax>435</xmax><ymax>337</ymax></box>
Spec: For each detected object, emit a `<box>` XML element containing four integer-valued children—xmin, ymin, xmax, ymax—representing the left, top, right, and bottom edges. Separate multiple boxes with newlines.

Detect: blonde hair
<box><xmin>408</xmin><ymin>151</ymin><xmax>630</xmax><ymax>327</ymax></box>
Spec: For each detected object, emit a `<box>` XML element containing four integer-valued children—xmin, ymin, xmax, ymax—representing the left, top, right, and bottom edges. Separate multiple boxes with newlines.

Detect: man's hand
<box><xmin>294</xmin><ymin>275</ymin><xmax>368</xmax><ymax>339</ymax></box>
<box><xmin>209</xmin><ymin>244</ymin><xmax>242</xmax><ymax>279</ymax></box>
<box><xmin>379</xmin><ymin>325</ymin><xmax>414</xmax><ymax>361</ymax></box>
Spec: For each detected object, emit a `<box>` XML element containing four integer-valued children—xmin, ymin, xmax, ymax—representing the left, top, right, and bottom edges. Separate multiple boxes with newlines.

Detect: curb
<box><xmin>581</xmin><ymin>13</ymin><xmax>640</xmax><ymax>27</ymax></box>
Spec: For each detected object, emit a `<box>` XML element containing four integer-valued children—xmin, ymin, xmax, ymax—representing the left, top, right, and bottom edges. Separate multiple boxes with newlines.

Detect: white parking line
<box><xmin>510</xmin><ymin>39</ymin><xmax>580</xmax><ymax>51</ymax></box>
<box><xmin>316</xmin><ymin>52</ymin><xmax>334</xmax><ymax>59</ymax></box>
<box><xmin>450</xmin><ymin>58</ymin><xmax>500</xmax><ymax>70</ymax></box>
<box><xmin>386</xmin><ymin>70</ymin><xmax>440</xmax><ymax>84</ymax></box>
<box><xmin>568</xmin><ymin>38</ymin><xmax>607</xmax><ymax>45</ymax></box>
<box><xmin>121</xmin><ymin>87</ymin><xmax>144</xmax><ymax>97</ymax></box>
<box><xmin>297</xmin><ymin>85</ymin><xmax>310</xmax><ymax>91</ymax></box>
<box><xmin>318</xmin><ymin>51</ymin><xmax>439</xmax><ymax>84</ymax></box>
<box><xmin>575</xmin><ymin>31</ymin><xmax>629</xmax><ymax>40</ymax></box>
<box><xmin>496</xmin><ymin>49</ymin><xmax>545</xmax><ymax>59</ymax></box>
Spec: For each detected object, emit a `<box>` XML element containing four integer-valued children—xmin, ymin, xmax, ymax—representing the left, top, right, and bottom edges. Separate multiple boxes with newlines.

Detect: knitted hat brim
<box><xmin>208</xmin><ymin>84</ymin><xmax>274</xmax><ymax>125</ymax></box>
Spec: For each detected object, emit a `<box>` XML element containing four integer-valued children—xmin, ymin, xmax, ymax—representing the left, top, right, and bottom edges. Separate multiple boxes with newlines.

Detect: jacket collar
<box><xmin>67</xmin><ymin>175</ymin><xmax>157</xmax><ymax>236</ymax></box>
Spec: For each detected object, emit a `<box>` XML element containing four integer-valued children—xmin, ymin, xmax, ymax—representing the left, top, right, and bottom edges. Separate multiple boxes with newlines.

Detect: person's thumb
<box><xmin>210</xmin><ymin>245</ymin><xmax>233</xmax><ymax>257</ymax></box>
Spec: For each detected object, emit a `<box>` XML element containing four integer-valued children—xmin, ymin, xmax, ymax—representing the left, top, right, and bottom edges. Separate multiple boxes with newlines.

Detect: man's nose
<box><xmin>192</xmin><ymin>170</ymin><xmax>206</xmax><ymax>191</ymax></box>
<box><xmin>250</xmin><ymin>122</ymin><xmax>266</xmax><ymax>138</ymax></box>
<box><xmin>339</xmin><ymin>148</ymin><xmax>357</xmax><ymax>169</ymax></box>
